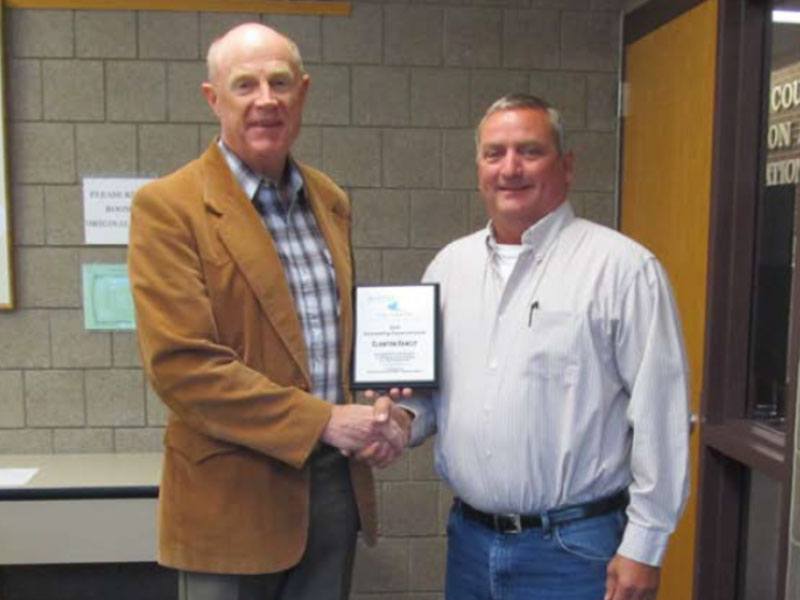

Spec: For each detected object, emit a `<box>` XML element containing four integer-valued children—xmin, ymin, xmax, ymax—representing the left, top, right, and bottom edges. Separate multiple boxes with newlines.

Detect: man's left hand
<box><xmin>604</xmin><ymin>554</ymin><xmax>660</xmax><ymax>600</ymax></box>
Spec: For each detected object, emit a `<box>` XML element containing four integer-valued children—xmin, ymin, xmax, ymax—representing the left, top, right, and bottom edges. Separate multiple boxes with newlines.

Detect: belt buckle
<box><xmin>495</xmin><ymin>514</ymin><xmax>523</xmax><ymax>534</ymax></box>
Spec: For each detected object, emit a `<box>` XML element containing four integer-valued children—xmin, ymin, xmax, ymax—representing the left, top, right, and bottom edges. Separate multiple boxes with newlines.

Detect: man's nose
<box><xmin>254</xmin><ymin>81</ymin><xmax>277</xmax><ymax>105</ymax></box>
<box><xmin>499</xmin><ymin>152</ymin><xmax>522</xmax><ymax>177</ymax></box>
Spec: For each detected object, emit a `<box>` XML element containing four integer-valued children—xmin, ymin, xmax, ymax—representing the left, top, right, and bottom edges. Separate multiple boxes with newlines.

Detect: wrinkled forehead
<box><xmin>478</xmin><ymin>108</ymin><xmax>559</xmax><ymax>147</ymax></box>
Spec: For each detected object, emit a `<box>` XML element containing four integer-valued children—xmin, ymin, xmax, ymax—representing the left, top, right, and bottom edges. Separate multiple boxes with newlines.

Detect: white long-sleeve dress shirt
<box><xmin>404</xmin><ymin>201</ymin><xmax>690</xmax><ymax>566</ymax></box>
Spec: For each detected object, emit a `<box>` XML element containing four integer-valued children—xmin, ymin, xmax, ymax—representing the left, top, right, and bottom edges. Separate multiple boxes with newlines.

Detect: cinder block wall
<box><xmin>2</xmin><ymin>2</ymin><xmax>621</xmax><ymax>597</ymax></box>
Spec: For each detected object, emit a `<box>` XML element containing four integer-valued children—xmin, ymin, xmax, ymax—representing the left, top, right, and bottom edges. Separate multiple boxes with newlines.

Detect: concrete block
<box><xmin>44</xmin><ymin>185</ymin><xmax>84</xmax><ymax>246</ymax></box>
<box><xmin>0</xmin><ymin>429</ymin><xmax>52</xmax><ymax>454</ymax></box>
<box><xmin>76</xmin><ymin>123</ymin><xmax>138</xmax><ymax>177</ymax></box>
<box><xmin>264</xmin><ymin>15</ymin><xmax>322</xmax><ymax>64</ymax></box>
<box><xmin>138</xmin><ymin>124</ymin><xmax>201</xmax><ymax>177</ymax></box>
<box><xmin>200</xmin><ymin>13</ymin><xmax>260</xmax><ymax>56</ymax></box>
<box><xmin>322</xmin><ymin>5</ymin><xmax>382</xmax><ymax>64</ymax></box>
<box><xmin>409</xmin><ymin>437</ymin><xmax>438</xmax><ymax>480</ymax></box>
<box><xmin>353</xmin><ymin>67</ymin><xmax>409</xmax><ymax>126</ymax></box>
<box><xmin>0</xmin><ymin>310</ymin><xmax>51</xmax><ymax>368</ymax></box>
<box><xmin>382</xmin><ymin>249</ymin><xmax>437</xmax><ymax>284</ymax></box>
<box><xmin>592</xmin><ymin>0</ymin><xmax>624</xmax><ymax>9</ymax></box>
<box><xmin>409</xmin><ymin>537</ymin><xmax>447</xmax><ymax>591</ymax></box>
<box><xmin>443</xmin><ymin>129</ymin><xmax>477</xmax><ymax>190</ymax></box>
<box><xmin>146</xmin><ymin>384</ymin><xmax>168</xmax><ymax>427</ymax></box>
<box><xmin>383</xmin><ymin>129</ymin><xmax>441</xmax><ymax>188</ymax></box>
<box><xmin>75</xmin><ymin>10</ymin><xmax>136</xmax><ymax>58</ymax></box>
<box><xmin>8</xmin><ymin>59</ymin><xmax>42</xmax><ymax>121</ymax></box>
<box><xmin>10</xmin><ymin>123</ymin><xmax>75</xmax><ymax>184</ymax></box>
<box><xmin>25</xmin><ymin>370</ymin><xmax>85</xmax><ymax>427</ymax></box>
<box><xmin>410</xmin><ymin>190</ymin><xmax>468</xmax><ymax>248</ymax></box>
<box><xmin>352</xmin><ymin>189</ymin><xmax>409</xmax><ymax>248</ymax></box>
<box><xmin>139</xmin><ymin>11</ymin><xmax>200</xmax><ymax>60</ymax></box>
<box><xmin>374</xmin><ymin>453</ymin><xmax>410</xmax><ymax>482</ymax></box>
<box><xmin>382</xmin><ymin>481</ymin><xmax>439</xmax><ymax>535</ymax></box>
<box><xmin>470</xmin><ymin>70</ymin><xmax>529</xmax><ymax>123</ymax></box>
<box><xmin>352</xmin><ymin>538</ymin><xmax>409</xmax><ymax>592</ymax></box>
<box><xmin>531</xmin><ymin>0</ymin><xmax>590</xmax><ymax>7</ymax></box>
<box><xmin>567</xmin><ymin>131</ymin><xmax>616</xmax><ymax>192</ymax></box>
<box><xmin>384</xmin><ymin>6</ymin><xmax>443</xmax><ymax>66</ymax></box>
<box><xmin>410</xmin><ymin>68</ymin><xmax>469</xmax><ymax>127</ymax></box>
<box><xmin>503</xmin><ymin>10</ymin><xmax>560</xmax><ymax>69</ymax></box>
<box><xmin>12</xmin><ymin>185</ymin><xmax>45</xmax><ymax>245</ymax></box>
<box><xmin>571</xmin><ymin>191</ymin><xmax>615</xmax><ymax>227</ymax></box>
<box><xmin>54</xmin><ymin>428</ymin><xmax>113</xmax><ymax>453</ymax></box>
<box><xmin>9</xmin><ymin>9</ymin><xmax>73</xmax><ymax>58</ymax></box>
<box><xmin>438</xmin><ymin>482</ymin><xmax>454</xmax><ymax>535</ymax></box>
<box><xmin>561</xmin><ymin>11</ymin><xmax>620</xmax><ymax>72</ymax></box>
<box><xmin>304</xmin><ymin>65</ymin><xmax>350</xmax><ymax>126</ymax></box>
<box><xmin>321</xmin><ymin>128</ymin><xmax>381</xmax><ymax>187</ymax></box>
<box><xmin>79</xmin><ymin>247</ymin><xmax>127</xmax><ymax>264</ymax></box>
<box><xmin>50</xmin><ymin>309</ymin><xmax>112</xmax><ymax>368</ymax></box>
<box><xmin>107</xmin><ymin>61</ymin><xmax>167</xmax><ymax>122</ymax></box>
<box><xmin>587</xmin><ymin>72</ymin><xmax>618</xmax><ymax>131</ymax></box>
<box><xmin>115</xmin><ymin>427</ymin><xmax>165</xmax><ymax>452</ymax></box>
<box><xmin>469</xmin><ymin>190</ymin><xmax>490</xmax><ymax>231</ymax></box>
<box><xmin>86</xmin><ymin>369</ymin><xmax>146</xmax><ymax>426</ymax></box>
<box><xmin>168</xmin><ymin>61</ymin><xmax>216</xmax><ymax>123</ymax></box>
<box><xmin>201</xmin><ymin>124</ymin><xmax>220</xmax><ymax>147</ymax></box>
<box><xmin>0</xmin><ymin>371</ymin><xmax>25</xmax><ymax>427</ymax></box>
<box><xmin>113</xmin><ymin>332</ymin><xmax>142</xmax><ymax>368</ymax></box>
<box><xmin>293</xmin><ymin>126</ymin><xmax>322</xmax><ymax>168</ymax></box>
<box><xmin>444</xmin><ymin>8</ymin><xmax>501</xmax><ymax>67</ymax></box>
<box><xmin>530</xmin><ymin>71</ymin><xmax>587</xmax><ymax>130</ymax></box>
<box><xmin>17</xmin><ymin>248</ymin><xmax>80</xmax><ymax>308</ymax></box>
<box><xmin>353</xmin><ymin>249</ymin><xmax>382</xmax><ymax>284</ymax></box>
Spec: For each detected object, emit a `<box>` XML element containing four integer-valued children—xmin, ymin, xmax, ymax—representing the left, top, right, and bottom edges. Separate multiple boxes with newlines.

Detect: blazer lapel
<box><xmin>200</xmin><ymin>145</ymin><xmax>310</xmax><ymax>384</ymax></box>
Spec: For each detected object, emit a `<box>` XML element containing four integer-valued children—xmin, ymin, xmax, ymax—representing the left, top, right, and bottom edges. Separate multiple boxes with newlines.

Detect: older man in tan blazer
<box><xmin>128</xmin><ymin>23</ymin><xmax>409</xmax><ymax>600</ymax></box>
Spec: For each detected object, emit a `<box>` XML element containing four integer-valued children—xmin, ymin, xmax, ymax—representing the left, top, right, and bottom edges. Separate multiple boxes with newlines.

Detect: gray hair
<box><xmin>475</xmin><ymin>93</ymin><xmax>566</xmax><ymax>155</ymax></box>
<box><xmin>206</xmin><ymin>23</ymin><xmax>305</xmax><ymax>82</ymax></box>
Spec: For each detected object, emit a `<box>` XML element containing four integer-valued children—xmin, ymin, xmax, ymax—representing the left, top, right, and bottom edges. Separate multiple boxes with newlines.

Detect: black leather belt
<box><xmin>455</xmin><ymin>490</ymin><xmax>628</xmax><ymax>534</ymax></box>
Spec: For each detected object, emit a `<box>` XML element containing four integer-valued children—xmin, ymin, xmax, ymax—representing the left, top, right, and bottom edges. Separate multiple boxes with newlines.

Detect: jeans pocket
<box><xmin>554</xmin><ymin>511</ymin><xmax>625</xmax><ymax>563</ymax></box>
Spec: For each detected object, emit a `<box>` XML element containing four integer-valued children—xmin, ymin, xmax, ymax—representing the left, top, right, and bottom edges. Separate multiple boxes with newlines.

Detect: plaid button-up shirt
<box><xmin>220</xmin><ymin>142</ymin><xmax>342</xmax><ymax>404</ymax></box>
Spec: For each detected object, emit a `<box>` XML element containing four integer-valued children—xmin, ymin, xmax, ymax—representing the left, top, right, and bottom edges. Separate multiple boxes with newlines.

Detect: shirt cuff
<box><xmin>397</xmin><ymin>397</ymin><xmax>435</xmax><ymax>447</ymax></box>
<box><xmin>616</xmin><ymin>522</ymin><xmax>670</xmax><ymax>567</ymax></box>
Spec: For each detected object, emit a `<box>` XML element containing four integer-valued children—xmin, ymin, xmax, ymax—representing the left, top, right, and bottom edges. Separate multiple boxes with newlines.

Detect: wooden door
<box><xmin>620</xmin><ymin>1</ymin><xmax>718</xmax><ymax>598</ymax></box>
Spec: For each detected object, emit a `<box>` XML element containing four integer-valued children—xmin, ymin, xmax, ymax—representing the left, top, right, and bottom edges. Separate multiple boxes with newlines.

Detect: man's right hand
<box><xmin>320</xmin><ymin>401</ymin><xmax>407</xmax><ymax>455</ymax></box>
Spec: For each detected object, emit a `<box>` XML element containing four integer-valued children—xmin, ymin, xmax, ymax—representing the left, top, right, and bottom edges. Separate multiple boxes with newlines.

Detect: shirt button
<box><xmin>483</xmin><ymin>404</ymin><xmax>491</xmax><ymax>413</ymax></box>
<box><xmin>485</xmin><ymin>450</ymin><xmax>491</xmax><ymax>458</ymax></box>
<box><xmin>488</xmin><ymin>359</ymin><xmax>498</xmax><ymax>370</ymax></box>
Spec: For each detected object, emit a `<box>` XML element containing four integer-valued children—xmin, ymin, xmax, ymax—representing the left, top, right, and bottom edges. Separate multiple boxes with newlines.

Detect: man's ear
<box><xmin>201</xmin><ymin>82</ymin><xmax>218</xmax><ymax>115</ymax></box>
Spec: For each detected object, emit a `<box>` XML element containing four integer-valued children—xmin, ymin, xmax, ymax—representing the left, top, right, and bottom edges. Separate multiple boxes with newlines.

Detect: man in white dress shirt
<box><xmin>400</xmin><ymin>94</ymin><xmax>690</xmax><ymax>600</ymax></box>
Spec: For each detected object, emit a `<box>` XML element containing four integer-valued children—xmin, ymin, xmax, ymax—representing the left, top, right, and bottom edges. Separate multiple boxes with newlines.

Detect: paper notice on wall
<box><xmin>83</xmin><ymin>177</ymin><xmax>151</xmax><ymax>245</ymax></box>
<box><xmin>0</xmin><ymin>468</ymin><xmax>38</xmax><ymax>487</ymax></box>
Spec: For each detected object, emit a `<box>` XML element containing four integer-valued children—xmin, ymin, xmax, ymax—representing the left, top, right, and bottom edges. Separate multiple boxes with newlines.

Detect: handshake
<box><xmin>321</xmin><ymin>388</ymin><xmax>413</xmax><ymax>469</ymax></box>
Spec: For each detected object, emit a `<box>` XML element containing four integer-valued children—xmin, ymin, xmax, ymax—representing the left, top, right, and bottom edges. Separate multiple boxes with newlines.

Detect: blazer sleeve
<box><xmin>128</xmin><ymin>179</ymin><xmax>333</xmax><ymax>469</ymax></box>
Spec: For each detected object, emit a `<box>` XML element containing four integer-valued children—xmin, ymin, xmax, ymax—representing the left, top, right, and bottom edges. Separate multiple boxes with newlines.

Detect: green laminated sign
<box><xmin>82</xmin><ymin>264</ymin><xmax>136</xmax><ymax>331</ymax></box>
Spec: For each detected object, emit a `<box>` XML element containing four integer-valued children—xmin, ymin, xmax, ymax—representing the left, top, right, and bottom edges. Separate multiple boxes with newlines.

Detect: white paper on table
<box><xmin>0</xmin><ymin>468</ymin><xmax>38</xmax><ymax>487</ymax></box>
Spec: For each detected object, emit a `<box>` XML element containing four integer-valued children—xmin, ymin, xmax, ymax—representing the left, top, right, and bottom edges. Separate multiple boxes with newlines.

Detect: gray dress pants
<box><xmin>178</xmin><ymin>445</ymin><xmax>359</xmax><ymax>600</ymax></box>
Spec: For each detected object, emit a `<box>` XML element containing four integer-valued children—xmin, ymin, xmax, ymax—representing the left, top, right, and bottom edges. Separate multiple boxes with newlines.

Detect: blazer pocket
<box><xmin>165</xmin><ymin>424</ymin><xmax>240</xmax><ymax>464</ymax></box>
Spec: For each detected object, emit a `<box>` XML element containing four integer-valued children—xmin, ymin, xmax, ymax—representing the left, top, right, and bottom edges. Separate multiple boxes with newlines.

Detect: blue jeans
<box><xmin>445</xmin><ymin>503</ymin><xmax>626</xmax><ymax>600</ymax></box>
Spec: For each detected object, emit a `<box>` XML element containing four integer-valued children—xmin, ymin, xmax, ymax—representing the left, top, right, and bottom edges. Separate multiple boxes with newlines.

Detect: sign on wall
<box><xmin>767</xmin><ymin>62</ymin><xmax>800</xmax><ymax>186</ymax></box>
<box><xmin>83</xmin><ymin>177</ymin><xmax>150</xmax><ymax>245</ymax></box>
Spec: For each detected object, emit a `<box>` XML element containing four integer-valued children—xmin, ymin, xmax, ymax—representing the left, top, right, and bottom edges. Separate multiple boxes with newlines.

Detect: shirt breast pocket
<box><xmin>523</xmin><ymin>309</ymin><xmax>581</xmax><ymax>383</ymax></box>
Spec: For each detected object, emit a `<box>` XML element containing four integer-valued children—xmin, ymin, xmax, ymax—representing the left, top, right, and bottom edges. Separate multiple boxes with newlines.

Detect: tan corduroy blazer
<box><xmin>128</xmin><ymin>143</ymin><xmax>377</xmax><ymax>574</ymax></box>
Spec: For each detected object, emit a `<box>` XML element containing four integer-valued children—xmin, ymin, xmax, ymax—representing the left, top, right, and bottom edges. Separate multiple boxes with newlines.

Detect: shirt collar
<box><xmin>484</xmin><ymin>201</ymin><xmax>575</xmax><ymax>259</ymax></box>
<box><xmin>217</xmin><ymin>139</ymin><xmax>305</xmax><ymax>207</ymax></box>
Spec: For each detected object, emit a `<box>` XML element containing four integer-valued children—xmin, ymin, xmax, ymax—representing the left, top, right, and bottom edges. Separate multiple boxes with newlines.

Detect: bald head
<box><xmin>206</xmin><ymin>23</ymin><xmax>305</xmax><ymax>84</ymax></box>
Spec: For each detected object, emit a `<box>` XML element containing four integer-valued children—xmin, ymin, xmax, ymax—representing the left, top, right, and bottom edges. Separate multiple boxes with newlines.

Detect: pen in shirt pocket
<box><xmin>528</xmin><ymin>301</ymin><xmax>540</xmax><ymax>327</ymax></box>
